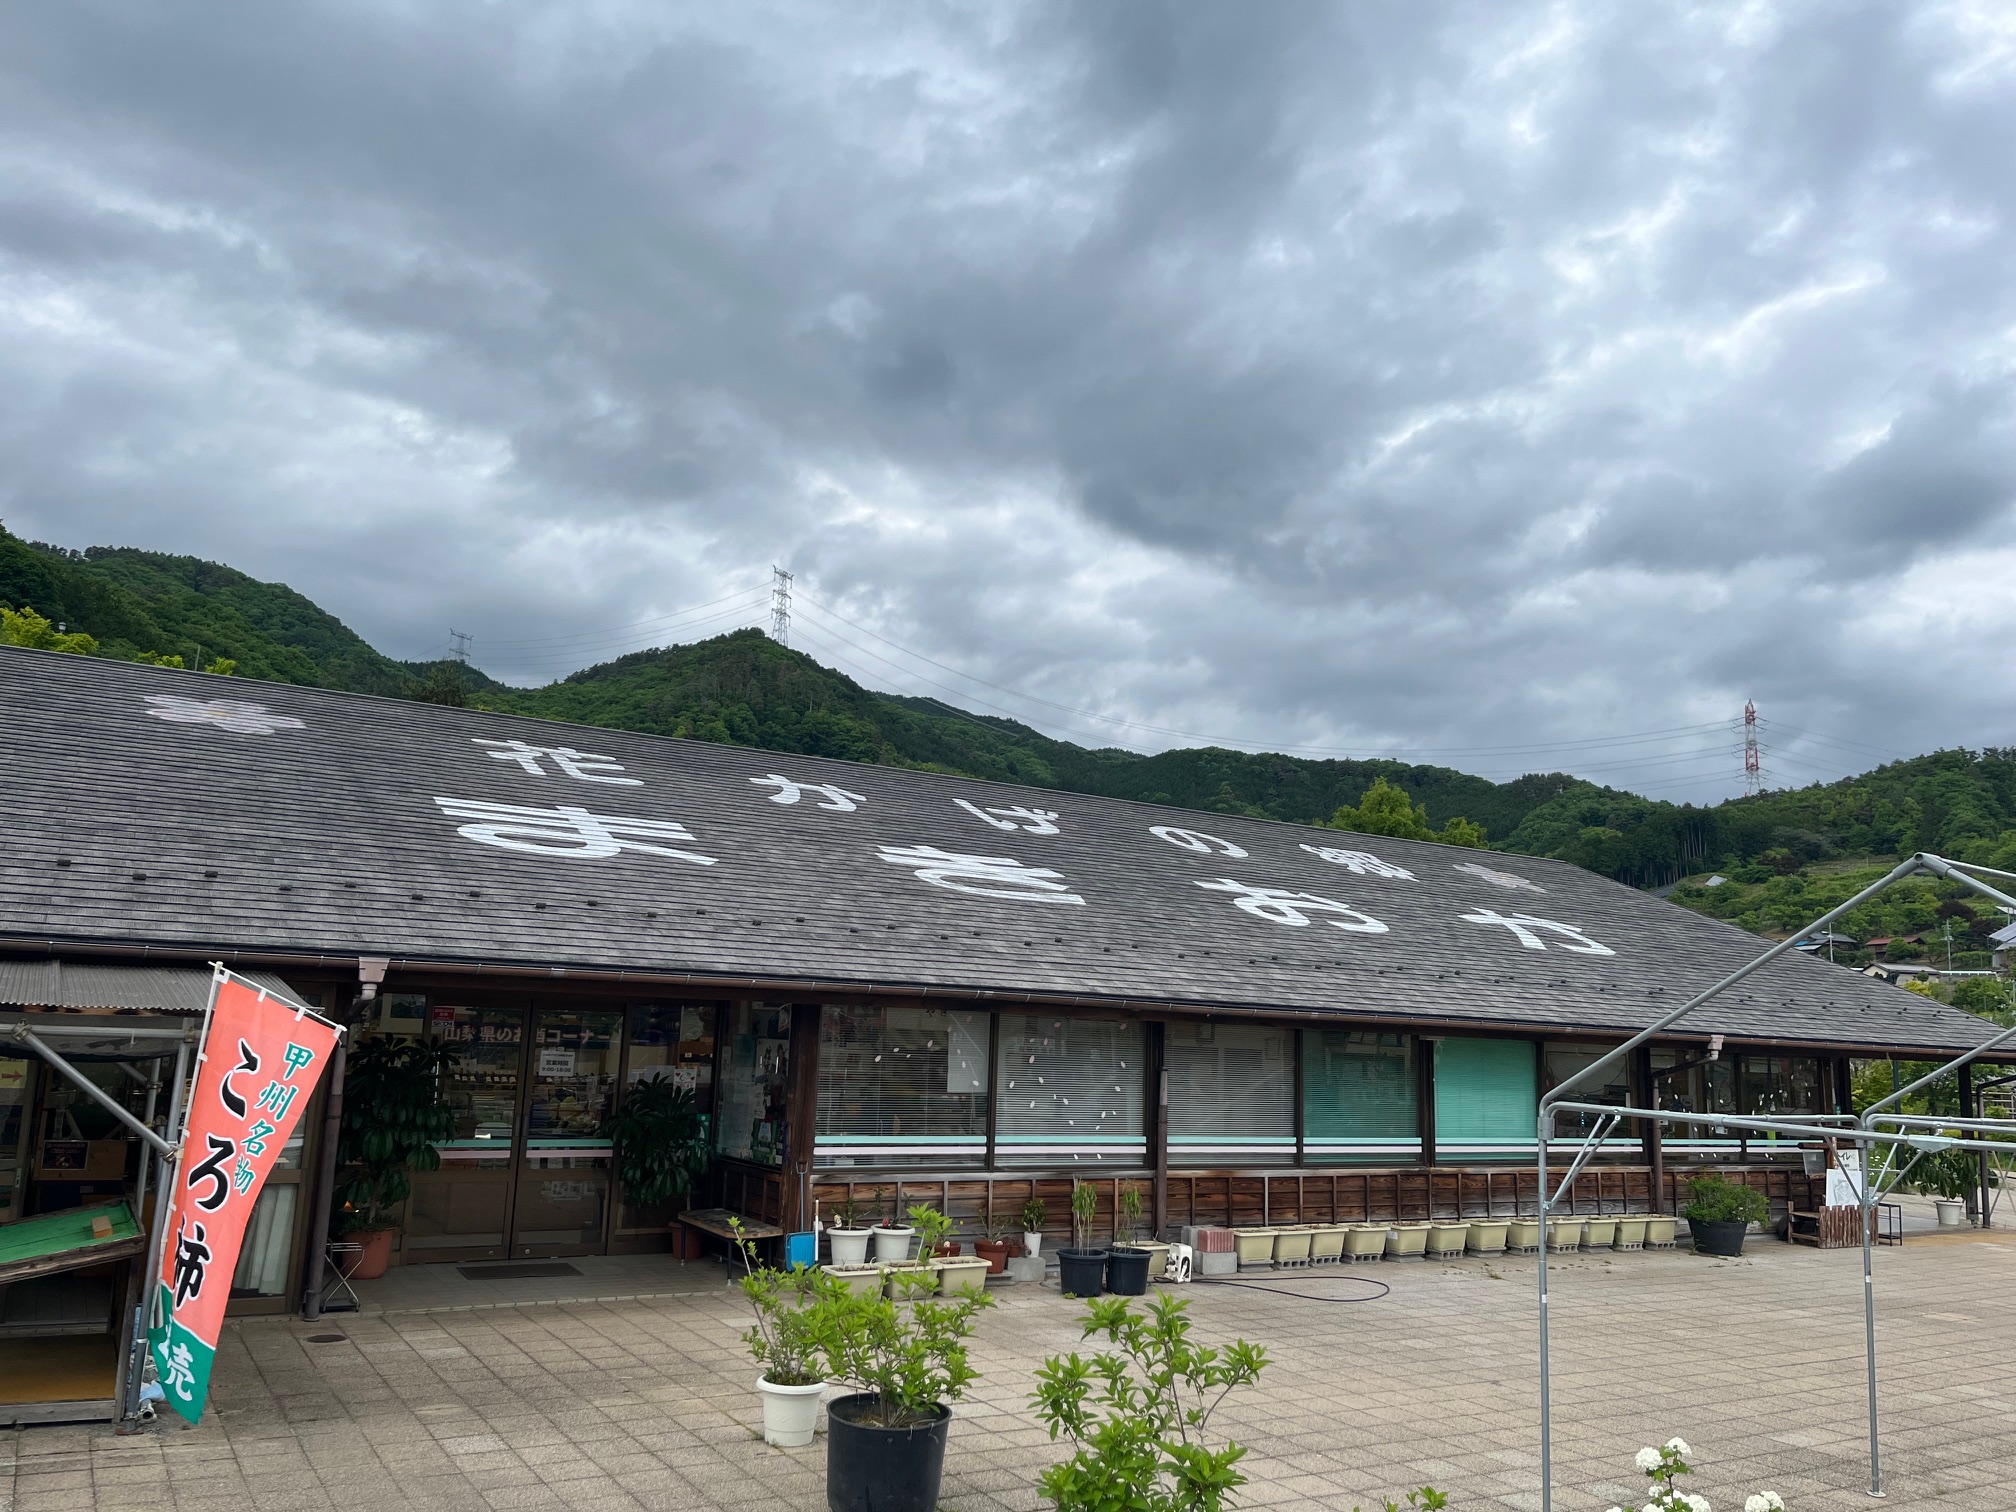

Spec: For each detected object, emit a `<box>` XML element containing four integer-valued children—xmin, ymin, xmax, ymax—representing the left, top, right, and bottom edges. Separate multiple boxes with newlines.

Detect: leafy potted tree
<box><xmin>1683</xmin><ymin>1174</ymin><xmax>1769</xmax><ymax>1256</ymax></box>
<box><xmin>334</xmin><ymin>1038</ymin><xmax>457</xmax><ymax>1279</ymax></box>
<box><xmin>601</xmin><ymin>1073</ymin><xmax>710</xmax><ymax>1237</ymax></box>
<box><xmin>817</xmin><ymin>1262</ymin><xmax>994</xmax><ymax>1512</ymax></box>
<box><xmin>1918</xmin><ymin>1143</ymin><xmax>1979</xmax><ymax>1227</ymax></box>
<box><xmin>823</xmin><ymin>1192</ymin><xmax>875</xmax><ymax>1267</ymax></box>
<box><xmin>730</xmin><ymin>1222</ymin><xmax>831</xmax><ymax>1448</ymax></box>
<box><xmin>1021</xmin><ymin>1196</ymin><xmax>1048</xmax><ymax>1260</ymax></box>
<box><xmin>1106</xmin><ymin>1187</ymin><xmax>1153</xmax><ymax>1296</ymax></box>
<box><xmin>1031</xmin><ymin>1293</ymin><xmax>1268</xmax><ymax>1512</ymax></box>
<box><xmin>908</xmin><ymin>1203</ymin><xmax>989</xmax><ymax>1294</ymax></box>
<box><xmin>1058</xmin><ymin>1182</ymin><xmax>1109</xmax><ymax>1298</ymax></box>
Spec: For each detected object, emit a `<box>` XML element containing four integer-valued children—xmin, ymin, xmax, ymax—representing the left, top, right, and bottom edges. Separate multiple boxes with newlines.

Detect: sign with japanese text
<box><xmin>149</xmin><ymin>974</ymin><xmax>341</xmax><ymax>1424</ymax></box>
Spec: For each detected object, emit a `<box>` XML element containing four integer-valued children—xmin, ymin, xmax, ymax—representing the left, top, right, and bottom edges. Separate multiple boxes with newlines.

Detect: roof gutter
<box><xmin>0</xmin><ymin>931</ymin><xmax>2001</xmax><ymax>1063</ymax></box>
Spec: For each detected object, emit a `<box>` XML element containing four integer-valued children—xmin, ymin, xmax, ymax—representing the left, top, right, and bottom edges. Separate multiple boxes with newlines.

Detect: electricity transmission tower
<box><xmin>770</xmin><ymin>567</ymin><xmax>793</xmax><ymax>646</ymax></box>
<box><xmin>1742</xmin><ymin>700</ymin><xmax>1762</xmax><ymax>795</ymax></box>
<box><xmin>448</xmin><ymin>629</ymin><xmax>473</xmax><ymax>664</ymax></box>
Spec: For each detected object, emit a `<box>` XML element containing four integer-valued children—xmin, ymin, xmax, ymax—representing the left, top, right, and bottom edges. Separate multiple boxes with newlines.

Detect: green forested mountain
<box><xmin>7</xmin><ymin>526</ymin><xmax>2015</xmax><ymax>913</ymax></box>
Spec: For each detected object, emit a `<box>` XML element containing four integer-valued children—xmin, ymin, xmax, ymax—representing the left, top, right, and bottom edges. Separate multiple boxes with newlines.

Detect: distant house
<box><xmin>1993</xmin><ymin>919</ymin><xmax>2016</xmax><ymax>972</ymax></box>
<box><xmin>1795</xmin><ymin>931</ymin><xmax>1858</xmax><ymax>954</ymax></box>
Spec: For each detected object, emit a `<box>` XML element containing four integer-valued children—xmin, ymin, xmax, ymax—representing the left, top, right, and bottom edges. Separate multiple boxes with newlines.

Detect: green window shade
<box><xmin>1434</xmin><ymin>1038</ymin><xmax>1536</xmax><ymax>1155</ymax></box>
<box><xmin>1304</xmin><ymin>1031</ymin><xmax>1419</xmax><ymax>1161</ymax></box>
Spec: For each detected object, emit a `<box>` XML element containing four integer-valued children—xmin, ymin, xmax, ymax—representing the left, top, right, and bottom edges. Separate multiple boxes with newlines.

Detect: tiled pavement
<box><xmin>5</xmin><ymin>1229</ymin><xmax>2014</xmax><ymax>1512</ymax></box>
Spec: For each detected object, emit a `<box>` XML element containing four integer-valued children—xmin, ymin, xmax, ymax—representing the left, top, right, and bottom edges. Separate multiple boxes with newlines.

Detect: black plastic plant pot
<box><xmin>825</xmin><ymin>1393</ymin><xmax>950</xmax><ymax>1512</ymax></box>
<box><xmin>1057</xmin><ymin>1247</ymin><xmax>1109</xmax><ymax>1298</ymax></box>
<box><xmin>1105</xmin><ymin>1246</ymin><xmax>1151</xmax><ymax>1296</ymax></box>
<box><xmin>1691</xmin><ymin>1219</ymin><xmax>1748</xmax><ymax>1257</ymax></box>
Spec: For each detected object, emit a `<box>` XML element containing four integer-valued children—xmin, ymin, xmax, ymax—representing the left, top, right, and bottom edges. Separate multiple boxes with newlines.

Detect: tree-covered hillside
<box><xmin>8</xmin><ymin>525</ymin><xmax>2015</xmax><ymax>916</ymax></box>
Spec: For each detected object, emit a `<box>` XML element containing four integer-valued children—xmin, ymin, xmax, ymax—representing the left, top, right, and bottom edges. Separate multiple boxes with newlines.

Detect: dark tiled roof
<box><xmin>0</xmin><ymin>646</ymin><xmax>1999</xmax><ymax>1055</ymax></box>
<box><xmin>0</xmin><ymin>958</ymin><xmax>303</xmax><ymax>1012</ymax></box>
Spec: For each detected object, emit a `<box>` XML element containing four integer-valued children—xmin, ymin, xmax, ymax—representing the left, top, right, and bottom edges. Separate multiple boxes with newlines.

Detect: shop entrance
<box><xmin>406</xmin><ymin>1003</ymin><xmax>622</xmax><ymax>1263</ymax></box>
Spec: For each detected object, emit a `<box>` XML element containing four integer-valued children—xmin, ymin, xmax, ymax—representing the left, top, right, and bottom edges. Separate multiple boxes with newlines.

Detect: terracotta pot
<box><xmin>343</xmin><ymin>1227</ymin><xmax>396</xmax><ymax>1280</ymax></box>
<box><xmin>972</xmin><ymin>1239</ymin><xmax>1012</xmax><ymax>1274</ymax></box>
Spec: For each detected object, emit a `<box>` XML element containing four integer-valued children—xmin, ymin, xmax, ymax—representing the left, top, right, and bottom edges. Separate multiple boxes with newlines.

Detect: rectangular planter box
<box><xmin>1466</xmin><ymin>1219</ymin><xmax>1511</xmax><ymax>1255</ymax></box>
<box><xmin>821</xmin><ymin>1264</ymin><xmax>883</xmax><ymax>1298</ymax></box>
<box><xmin>883</xmin><ymin>1263</ymin><xmax>934</xmax><ymax>1297</ymax></box>
<box><xmin>933</xmin><ymin>1257</ymin><xmax>992</xmax><ymax>1295</ymax></box>
<box><xmin>1233</xmin><ymin>1228</ymin><xmax>1280</xmax><ymax>1270</ymax></box>
<box><xmin>1425</xmin><ymin>1222</ymin><xmax>1469</xmax><ymax>1257</ymax></box>
<box><xmin>1612</xmin><ymin>1216</ymin><xmax>1647</xmax><ymax>1250</ymax></box>
<box><xmin>1546</xmin><ymin>1218</ymin><xmax>1584</xmax><ymax>1252</ymax></box>
<box><xmin>1582</xmin><ymin>1217</ymin><xmax>1618</xmax><ymax>1249</ymax></box>
<box><xmin>1341</xmin><ymin>1225</ymin><xmax>1389</xmax><ymax>1262</ymax></box>
<box><xmin>1385</xmin><ymin>1222</ymin><xmax>1430</xmax><ymax>1259</ymax></box>
<box><xmin>1505</xmin><ymin>1218</ymin><xmax>1541</xmax><ymax>1253</ymax></box>
<box><xmin>1135</xmin><ymin>1242</ymin><xmax>1171</xmax><ymax>1282</ymax></box>
<box><xmin>1272</xmin><ymin>1228</ymin><xmax>1314</xmax><ymax>1267</ymax></box>
<box><xmin>1644</xmin><ymin>1216</ymin><xmax>1677</xmax><ymax>1249</ymax></box>
<box><xmin>1309</xmin><ymin>1224</ymin><xmax>1349</xmax><ymax>1262</ymax></box>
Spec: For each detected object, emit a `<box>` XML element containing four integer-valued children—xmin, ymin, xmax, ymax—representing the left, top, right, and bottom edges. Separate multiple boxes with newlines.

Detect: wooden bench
<box><xmin>678</xmin><ymin>1207</ymin><xmax>785</xmax><ymax>1270</ymax></box>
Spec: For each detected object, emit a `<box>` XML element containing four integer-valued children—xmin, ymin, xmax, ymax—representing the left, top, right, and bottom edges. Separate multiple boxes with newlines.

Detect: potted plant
<box><xmin>1106</xmin><ymin>1187</ymin><xmax>1152</xmax><ymax>1295</ymax></box>
<box><xmin>1021</xmin><ymin>1196</ymin><xmax>1048</xmax><ymax>1260</ymax></box>
<box><xmin>1918</xmin><ymin>1142</ymin><xmax>1978</xmax><ymax>1227</ymax></box>
<box><xmin>1058</xmin><ymin>1182</ymin><xmax>1109</xmax><ymax>1298</ymax></box>
<box><xmin>870</xmin><ymin>1187</ymin><xmax>915</xmax><ymax>1264</ymax></box>
<box><xmin>972</xmin><ymin>1215</ymin><xmax>1014</xmax><ymax>1274</ymax></box>
<box><xmin>824</xmin><ymin>1192</ymin><xmax>875</xmax><ymax>1267</ymax></box>
<box><xmin>1031</xmin><ymin>1293</ymin><xmax>1268</xmax><ymax>1512</ymax></box>
<box><xmin>601</xmin><ymin>1073</ymin><xmax>709</xmax><ymax>1230</ymax></box>
<box><xmin>907</xmin><ymin>1204</ymin><xmax>988</xmax><ymax>1294</ymax></box>
<box><xmin>816</xmin><ymin>1258</ymin><xmax>994</xmax><ymax>1512</ymax></box>
<box><xmin>1683</xmin><ymin>1174</ymin><xmax>1769</xmax><ymax>1256</ymax></box>
<box><xmin>730</xmin><ymin>1222</ymin><xmax>831</xmax><ymax>1448</ymax></box>
<box><xmin>333</xmin><ymin>1038</ymin><xmax>457</xmax><ymax>1279</ymax></box>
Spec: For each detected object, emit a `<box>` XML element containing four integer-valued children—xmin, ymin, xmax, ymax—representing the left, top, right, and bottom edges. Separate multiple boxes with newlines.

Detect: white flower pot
<box><xmin>1022</xmin><ymin>1231</ymin><xmax>1043</xmax><ymax>1259</ymax></box>
<box><xmin>870</xmin><ymin>1225</ymin><xmax>915</xmax><ymax>1263</ymax></box>
<box><xmin>1935</xmin><ymin>1199</ymin><xmax>1967</xmax><ymax>1228</ymax></box>
<box><xmin>757</xmin><ymin>1376</ymin><xmax>825</xmax><ymax>1448</ymax></box>
<box><xmin>827</xmin><ymin>1228</ymin><xmax>872</xmax><ymax>1267</ymax></box>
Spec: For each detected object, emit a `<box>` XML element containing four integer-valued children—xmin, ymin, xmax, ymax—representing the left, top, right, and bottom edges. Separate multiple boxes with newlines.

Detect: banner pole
<box><xmin>133</xmin><ymin>1031</ymin><xmax>194</xmax><ymax>1417</ymax></box>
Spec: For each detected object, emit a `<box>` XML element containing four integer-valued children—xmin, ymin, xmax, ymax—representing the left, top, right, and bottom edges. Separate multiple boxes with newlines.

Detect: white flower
<box><xmin>1666</xmin><ymin>1438</ymin><xmax>1691</xmax><ymax>1457</ymax></box>
<box><xmin>1684</xmin><ymin>1495</ymin><xmax>1710</xmax><ymax>1512</ymax></box>
<box><xmin>1745</xmin><ymin>1499</ymin><xmax>1767</xmax><ymax>1512</ymax></box>
<box><xmin>144</xmin><ymin>695</ymin><xmax>304</xmax><ymax>736</ymax></box>
<box><xmin>1636</xmin><ymin>1447</ymin><xmax>1664</xmax><ymax>1472</ymax></box>
<box><xmin>1755</xmin><ymin>1494</ymin><xmax>1782</xmax><ymax>1511</ymax></box>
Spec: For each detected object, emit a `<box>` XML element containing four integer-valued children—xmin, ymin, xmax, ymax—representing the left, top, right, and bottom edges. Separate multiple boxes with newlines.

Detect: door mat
<box><xmin>455</xmin><ymin>1262</ymin><xmax>582</xmax><ymax>1281</ymax></box>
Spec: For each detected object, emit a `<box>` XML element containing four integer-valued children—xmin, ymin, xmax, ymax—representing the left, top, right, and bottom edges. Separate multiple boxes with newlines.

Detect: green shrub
<box><xmin>1681</xmin><ymin>1174</ymin><xmax>1768</xmax><ymax>1226</ymax></box>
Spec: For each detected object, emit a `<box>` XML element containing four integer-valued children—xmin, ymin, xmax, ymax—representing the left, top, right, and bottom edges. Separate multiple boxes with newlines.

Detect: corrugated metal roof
<box><xmin>0</xmin><ymin>958</ymin><xmax>305</xmax><ymax>1012</ymax></box>
<box><xmin>0</xmin><ymin>644</ymin><xmax>2001</xmax><ymax>1055</ymax></box>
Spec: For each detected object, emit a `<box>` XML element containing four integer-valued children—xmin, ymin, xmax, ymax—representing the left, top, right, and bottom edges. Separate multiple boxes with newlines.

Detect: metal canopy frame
<box><xmin>1533</xmin><ymin>852</ymin><xmax>2016</xmax><ymax>1512</ymax></box>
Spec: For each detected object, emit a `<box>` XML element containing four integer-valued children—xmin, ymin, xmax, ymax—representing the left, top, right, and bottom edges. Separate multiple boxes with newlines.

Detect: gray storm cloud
<box><xmin>1</xmin><ymin>0</ymin><xmax>2011</xmax><ymax>798</ymax></box>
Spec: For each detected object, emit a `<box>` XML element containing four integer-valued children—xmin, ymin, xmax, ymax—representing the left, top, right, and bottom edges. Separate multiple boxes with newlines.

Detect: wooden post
<box><xmin>784</xmin><ymin>1004</ymin><xmax>822</xmax><ymax>1233</ymax></box>
<box><xmin>1418</xmin><ymin>1038</ymin><xmax>1438</xmax><ymax>1168</ymax></box>
<box><xmin>1148</xmin><ymin>1022</ymin><xmax>1169</xmax><ymax>1238</ymax></box>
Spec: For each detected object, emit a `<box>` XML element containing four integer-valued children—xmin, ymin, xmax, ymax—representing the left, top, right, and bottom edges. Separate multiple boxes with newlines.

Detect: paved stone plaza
<box><xmin>6</xmin><ymin>1230</ymin><xmax>2014</xmax><ymax>1512</ymax></box>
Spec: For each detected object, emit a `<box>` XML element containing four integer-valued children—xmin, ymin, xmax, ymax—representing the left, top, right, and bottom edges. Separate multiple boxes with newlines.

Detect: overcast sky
<box><xmin>3</xmin><ymin>2</ymin><xmax>2012</xmax><ymax>802</ymax></box>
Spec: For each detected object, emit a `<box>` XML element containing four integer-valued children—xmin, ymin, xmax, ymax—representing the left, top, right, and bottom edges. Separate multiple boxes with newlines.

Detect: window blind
<box><xmin>1433</xmin><ymin>1037</ymin><xmax>1536</xmax><ymax>1158</ymax></box>
<box><xmin>1165</xmin><ymin>1022</ymin><xmax>1294</xmax><ymax>1164</ymax></box>
<box><xmin>994</xmin><ymin>1014</ymin><xmax>1146</xmax><ymax>1165</ymax></box>
<box><xmin>1304</xmin><ymin>1029</ymin><xmax>1420</xmax><ymax>1162</ymax></box>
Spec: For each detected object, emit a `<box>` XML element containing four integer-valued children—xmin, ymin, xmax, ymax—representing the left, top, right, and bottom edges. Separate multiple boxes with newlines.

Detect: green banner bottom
<box><xmin>147</xmin><ymin>1284</ymin><xmax>218</xmax><ymax>1426</ymax></box>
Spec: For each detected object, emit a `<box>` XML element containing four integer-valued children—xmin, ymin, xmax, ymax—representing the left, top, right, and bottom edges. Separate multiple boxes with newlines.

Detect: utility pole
<box><xmin>448</xmin><ymin>629</ymin><xmax>473</xmax><ymax>664</ymax></box>
<box><xmin>1742</xmin><ymin>700</ymin><xmax>1763</xmax><ymax>796</ymax></box>
<box><xmin>770</xmin><ymin>567</ymin><xmax>793</xmax><ymax>646</ymax></box>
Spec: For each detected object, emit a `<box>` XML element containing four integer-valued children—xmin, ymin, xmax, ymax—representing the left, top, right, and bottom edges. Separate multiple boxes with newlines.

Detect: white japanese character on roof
<box><xmin>435</xmin><ymin>798</ymin><xmax>714</xmax><ymax>864</ymax></box>
<box><xmin>1453</xmin><ymin>861</ymin><xmax>1545</xmax><ymax>894</ymax></box>
<box><xmin>1460</xmin><ymin>909</ymin><xmax>1612</xmax><ymax>955</ymax></box>
<box><xmin>144</xmin><ymin>695</ymin><xmax>304</xmax><ymax>736</ymax></box>
<box><xmin>1195</xmin><ymin>879</ymin><xmax>1388</xmax><ymax>933</ymax></box>
<box><xmin>473</xmin><ymin>739</ymin><xmax>639</xmax><ymax>785</ymax></box>
<box><xmin>955</xmin><ymin>799</ymin><xmax>1060</xmax><ymax>835</ymax></box>
<box><xmin>751</xmin><ymin>774</ymin><xmax>865</xmax><ymax>812</ymax></box>
<box><xmin>876</xmin><ymin>845</ymin><xmax>1085</xmax><ymax>904</ymax></box>
<box><xmin>1149</xmin><ymin>825</ymin><xmax>1247</xmax><ymax>858</ymax></box>
<box><xmin>1300</xmin><ymin>845</ymin><xmax>1413</xmax><ymax>879</ymax></box>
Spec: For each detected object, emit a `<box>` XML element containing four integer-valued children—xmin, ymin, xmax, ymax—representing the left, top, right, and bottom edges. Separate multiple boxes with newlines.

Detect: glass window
<box><xmin>719</xmin><ymin>1004</ymin><xmax>793</xmax><ymax>1165</ymax></box>
<box><xmin>1543</xmin><ymin>1041</ymin><xmax>1633</xmax><ymax>1138</ymax></box>
<box><xmin>1166</xmin><ymin>1022</ymin><xmax>1294</xmax><ymax>1164</ymax></box>
<box><xmin>1738</xmin><ymin>1055</ymin><xmax>1821</xmax><ymax>1118</ymax></box>
<box><xmin>816</xmin><ymin>1006</ymin><xmax>988</xmax><ymax>1167</ymax></box>
<box><xmin>626</xmin><ymin>1004</ymin><xmax>719</xmax><ymax>1121</ymax></box>
<box><xmin>230</xmin><ymin>1183</ymin><xmax>299</xmax><ymax>1298</ymax></box>
<box><xmin>994</xmin><ymin>1014</ymin><xmax>1145</xmax><ymax>1166</ymax></box>
<box><xmin>1304</xmin><ymin>1031</ymin><xmax>1418</xmax><ymax>1162</ymax></box>
<box><xmin>432</xmin><ymin>1004</ymin><xmax>525</xmax><ymax>1160</ymax></box>
<box><xmin>1651</xmin><ymin>1047</ymin><xmax>1740</xmax><ymax>1153</ymax></box>
<box><xmin>1432</xmin><ymin>1038</ymin><xmax>1536</xmax><ymax>1158</ymax></box>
